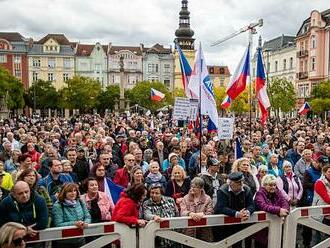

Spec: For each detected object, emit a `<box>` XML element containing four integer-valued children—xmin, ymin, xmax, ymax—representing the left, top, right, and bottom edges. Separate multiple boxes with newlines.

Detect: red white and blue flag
<box><xmin>150</xmin><ymin>88</ymin><xmax>165</xmax><ymax>101</ymax></box>
<box><xmin>225</xmin><ymin>45</ymin><xmax>250</xmax><ymax>101</ymax></box>
<box><xmin>298</xmin><ymin>102</ymin><xmax>311</xmax><ymax>115</ymax></box>
<box><xmin>176</xmin><ymin>43</ymin><xmax>193</xmax><ymax>98</ymax></box>
<box><xmin>221</xmin><ymin>95</ymin><xmax>232</xmax><ymax>109</ymax></box>
<box><xmin>256</xmin><ymin>47</ymin><xmax>270</xmax><ymax>125</ymax></box>
<box><xmin>188</xmin><ymin>43</ymin><xmax>218</xmax><ymax>132</ymax></box>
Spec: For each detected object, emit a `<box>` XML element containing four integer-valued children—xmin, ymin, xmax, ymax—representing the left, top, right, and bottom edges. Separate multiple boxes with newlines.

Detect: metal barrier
<box><xmin>139</xmin><ymin>211</ymin><xmax>282</xmax><ymax>248</ymax></box>
<box><xmin>26</xmin><ymin>222</ymin><xmax>136</xmax><ymax>248</ymax></box>
<box><xmin>283</xmin><ymin>205</ymin><xmax>330</xmax><ymax>248</ymax></box>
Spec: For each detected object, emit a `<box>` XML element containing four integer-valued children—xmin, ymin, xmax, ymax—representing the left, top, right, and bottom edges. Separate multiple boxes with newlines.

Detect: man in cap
<box><xmin>214</xmin><ymin>171</ymin><xmax>255</xmax><ymax>247</ymax></box>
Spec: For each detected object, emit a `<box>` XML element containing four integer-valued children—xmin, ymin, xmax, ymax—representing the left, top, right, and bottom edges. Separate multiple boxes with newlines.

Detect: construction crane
<box><xmin>211</xmin><ymin>19</ymin><xmax>263</xmax><ymax>47</ymax></box>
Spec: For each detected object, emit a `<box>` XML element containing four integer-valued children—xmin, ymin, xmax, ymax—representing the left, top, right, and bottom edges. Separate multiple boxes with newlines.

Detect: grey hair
<box><xmin>261</xmin><ymin>174</ymin><xmax>277</xmax><ymax>187</ymax></box>
<box><xmin>0</xmin><ymin>222</ymin><xmax>26</xmax><ymax>247</ymax></box>
<box><xmin>191</xmin><ymin>177</ymin><xmax>205</xmax><ymax>189</ymax></box>
<box><xmin>282</xmin><ymin>160</ymin><xmax>292</xmax><ymax>168</ymax></box>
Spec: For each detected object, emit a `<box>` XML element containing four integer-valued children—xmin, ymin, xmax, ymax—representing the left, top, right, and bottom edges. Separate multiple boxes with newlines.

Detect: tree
<box><xmin>0</xmin><ymin>67</ymin><xmax>25</xmax><ymax>110</ymax></box>
<box><xmin>96</xmin><ymin>85</ymin><xmax>120</xmax><ymax>112</ymax></box>
<box><xmin>128</xmin><ymin>81</ymin><xmax>173</xmax><ymax>112</ymax></box>
<box><xmin>173</xmin><ymin>88</ymin><xmax>186</xmax><ymax>98</ymax></box>
<box><xmin>61</xmin><ymin>76</ymin><xmax>102</xmax><ymax>113</ymax></box>
<box><xmin>25</xmin><ymin>80</ymin><xmax>59</xmax><ymax>110</ymax></box>
<box><xmin>310</xmin><ymin>80</ymin><xmax>330</xmax><ymax>114</ymax></box>
<box><xmin>268</xmin><ymin>77</ymin><xmax>296</xmax><ymax>116</ymax></box>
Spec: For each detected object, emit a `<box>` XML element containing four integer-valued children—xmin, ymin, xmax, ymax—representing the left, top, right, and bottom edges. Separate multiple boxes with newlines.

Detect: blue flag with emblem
<box><xmin>188</xmin><ymin>43</ymin><xmax>219</xmax><ymax>132</ymax></box>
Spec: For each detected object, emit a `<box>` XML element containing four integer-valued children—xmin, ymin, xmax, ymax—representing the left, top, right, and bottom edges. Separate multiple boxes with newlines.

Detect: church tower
<box><xmin>174</xmin><ymin>0</ymin><xmax>196</xmax><ymax>90</ymax></box>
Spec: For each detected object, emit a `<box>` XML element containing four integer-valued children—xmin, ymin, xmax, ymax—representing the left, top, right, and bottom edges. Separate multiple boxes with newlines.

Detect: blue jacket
<box><xmin>304</xmin><ymin>166</ymin><xmax>321</xmax><ymax>205</ymax></box>
<box><xmin>38</xmin><ymin>173</ymin><xmax>73</xmax><ymax>202</ymax></box>
<box><xmin>0</xmin><ymin>192</ymin><xmax>48</xmax><ymax>230</ymax></box>
<box><xmin>52</xmin><ymin>199</ymin><xmax>91</xmax><ymax>227</ymax></box>
<box><xmin>286</xmin><ymin>149</ymin><xmax>301</xmax><ymax>167</ymax></box>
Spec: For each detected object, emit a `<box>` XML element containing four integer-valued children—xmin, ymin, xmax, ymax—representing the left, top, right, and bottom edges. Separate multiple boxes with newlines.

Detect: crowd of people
<box><xmin>0</xmin><ymin>113</ymin><xmax>329</xmax><ymax>248</ymax></box>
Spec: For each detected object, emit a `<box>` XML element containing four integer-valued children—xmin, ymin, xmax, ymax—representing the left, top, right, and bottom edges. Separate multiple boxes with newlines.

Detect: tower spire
<box><xmin>174</xmin><ymin>0</ymin><xmax>195</xmax><ymax>50</ymax></box>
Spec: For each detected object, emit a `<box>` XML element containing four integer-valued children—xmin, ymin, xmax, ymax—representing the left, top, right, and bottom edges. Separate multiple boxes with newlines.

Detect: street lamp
<box><xmin>33</xmin><ymin>81</ymin><xmax>36</xmax><ymax>114</ymax></box>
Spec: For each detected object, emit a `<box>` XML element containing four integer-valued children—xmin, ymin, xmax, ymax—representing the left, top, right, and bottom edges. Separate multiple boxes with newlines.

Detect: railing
<box><xmin>26</xmin><ymin>206</ymin><xmax>330</xmax><ymax>248</ymax></box>
<box><xmin>283</xmin><ymin>205</ymin><xmax>330</xmax><ymax>248</ymax></box>
<box><xmin>26</xmin><ymin>222</ymin><xmax>136</xmax><ymax>248</ymax></box>
<box><xmin>296</xmin><ymin>72</ymin><xmax>308</xmax><ymax>80</ymax></box>
<box><xmin>297</xmin><ymin>50</ymin><xmax>308</xmax><ymax>57</ymax></box>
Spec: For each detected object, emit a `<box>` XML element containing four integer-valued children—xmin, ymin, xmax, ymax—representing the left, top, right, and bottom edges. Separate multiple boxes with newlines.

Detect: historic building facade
<box><xmin>251</xmin><ymin>35</ymin><xmax>296</xmax><ymax>84</ymax></box>
<box><xmin>28</xmin><ymin>34</ymin><xmax>75</xmax><ymax>90</ymax></box>
<box><xmin>0</xmin><ymin>32</ymin><xmax>29</xmax><ymax>88</ymax></box>
<box><xmin>107</xmin><ymin>43</ymin><xmax>143</xmax><ymax>89</ymax></box>
<box><xmin>207</xmin><ymin>65</ymin><xmax>231</xmax><ymax>88</ymax></box>
<box><xmin>142</xmin><ymin>44</ymin><xmax>174</xmax><ymax>89</ymax></box>
<box><xmin>295</xmin><ymin>9</ymin><xmax>330</xmax><ymax>99</ymax></box>
<box><xmin>75</xmin><ymin>42</ymin><xmax>108</xmax><ymax>88</ymax></box>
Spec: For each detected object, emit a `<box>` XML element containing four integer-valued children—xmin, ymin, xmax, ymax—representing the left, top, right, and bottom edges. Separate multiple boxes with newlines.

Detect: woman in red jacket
<box><xmin>111</xmin><ymin>183</ymin><xmax>147</xmax><ymax>226</ymax></box>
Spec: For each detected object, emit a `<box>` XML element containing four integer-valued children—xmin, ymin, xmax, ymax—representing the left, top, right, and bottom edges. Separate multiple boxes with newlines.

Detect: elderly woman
<box><xmin>142</xmin><ymin>183</ymin><xmax>179</xmax><ymax>248</ymax></box>
<box><xmin>232</xmin><ymin>158</ymin><xmax>259</xmax><ymax>196</ymax></box>
<box><xmin>180</xmin><ymin>177</ymin><xmax>213</xmax><ymax>242</ymax></box>
<box><xmin>81</xmin><ymin>177</ymin><xmax>114</xmax><ymax>223</ymax></box>
<box><xmin>0</xmin><ymin>222</ymin><xmax>27</xmax><ymax>248</ymax></box>
<box><xmin>52</xmin><ymin>183</ymin><xmax>91</xmax><ymax>247</ymax></box>
<box><xmin>276</xmin><ymin>160</ymin><xmax>303</xmax><ymax>209</ymax></box>
<box><xmin>254</xmin><ymin>175</ymin><xmax>290</xmax><ymax>247</ymax></box>
<box><xmin>256</xmin><ymin>165</ymin><xmax>268</xmax><ymax>186</ymax></box>
<box><xmin>165</xmin><ymin>165</ymin><xmax>190</xmax><ymax>207</ymax></box>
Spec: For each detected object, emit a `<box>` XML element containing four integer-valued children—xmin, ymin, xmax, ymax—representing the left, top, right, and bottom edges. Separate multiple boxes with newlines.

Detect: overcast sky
<box><xmin>0</xmin><ymin>0</ymin><xmax>329</xmax><ymax>72</ymax></box>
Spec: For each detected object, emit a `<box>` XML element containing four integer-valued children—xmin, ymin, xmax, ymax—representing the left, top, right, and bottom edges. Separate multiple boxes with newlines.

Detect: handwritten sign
<box><xmin>218</xmin><ymin>117</ymin><xmax>234</xmax><ymax>139</ymax></box>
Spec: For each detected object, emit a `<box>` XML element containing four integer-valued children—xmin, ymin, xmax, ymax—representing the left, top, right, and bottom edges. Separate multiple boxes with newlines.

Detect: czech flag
<box><xmin>298</xmin><ymin>102</ymin><xmax>311</xmax><ymax>115</ymax></box>
<box><xmin>151</xmin><ymin>88</ymin><xmax>165</xmax><ymax>102</ymax></box>
<box><xmin>256</xmin><ymin>47</ymin><xmax>270</xmax><ymax>126</ymax></box>
<box><xmin>226</xmin><ymin>45</ymin><xmax>250</xmax><ymax>100</ymax></box>
<box><xmin>221</xmin><ymin>95</ymin><xmax>232</xmax><ymax>109</ymax></box>
<box><xmin>176</xmin><ymin>43</ymin><xmax>193</xmax><ymax>98</ymax></box>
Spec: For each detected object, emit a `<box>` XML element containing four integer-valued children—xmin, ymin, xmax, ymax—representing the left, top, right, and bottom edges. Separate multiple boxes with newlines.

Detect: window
<box><xmin>164</xmin><ymin>64</ymin><xmax>170</xmax><ymax>73</ymax></box>
<box><xmin>48</xmin><ymin>73</ymin><xmax>54</xmax><ymax>81</ymax></box>
<box><xmin>147</xmin><ymin>64</ymin><xmax>159</xmax><ymax>73</ymax></box>
<box><xmin>267</xmin><ymin>62</ymin><xmax>270</xmax><ymax>73</ymax></box>
<box><xmin>32</xmin><ymin>58</ymin><xmax>41</xmax><ymax>67</ymax></box>
<box><xmin>311</xmin><ymin>57</ymin><xmax>316</xmax><ymax>71</ymax></box>
<box><xmin>63</xmin><ymin>73</ymin><xmax>69</xmax><ymax>81</ymax></box>
<box><xmin>0</xmin><ymin>54</ymin><xmax>6</xmax><ymax>63</ymax></box>
<box><xmin>283</xmin><ymin>59</ymin><xmax>286</xmax><ymax>71</ymax></box>
<box><xmin>290</xmin><ymin>57</ymin><xmax>293</xmax><ymax>69</ymax></box>
<box><xmin>14</xmin><ymin>55</ymin><xmax>21</xmax><ymax>64</ymax></box>
<box><xmin>63</xmin><ymin>59</ymin><xmax>71</xmax><ymax>69</ymax></box>
<box><xmin>164</xmin><ymin>79</ymin><xmax>170</xmax><ymax>88</ymax></box>
<box><xmin>311</xmin><ymin>35</ymin><xmax>316</xmax><ymax>49</ymax></box>
<box><xmin>298</xmin><ymin>84</ymin><xmax>309</xmax><ymax>97</ymax></box>
<box><xmin>275</xmin><ymin>61</ymin><xmax>278</xmax><ymax>72</ymax></box>
<box><xmin>14</xmin><ymin>69</ymin><xmax>21</xmax><ymax>78</ymax></box>
<box><xmin>95</xmin><ymin>64</ymin><xmax>101</xmax><ymax>73</ymax></box>
<box><xmin>48</xmin><ymin>58</ymin><xmax>55</xmax><ymax>68</ymax></box>
<box><xmin>32</xmin><ymin>72</ymin><xmax>38</xmax><ymax>82</ymax></box>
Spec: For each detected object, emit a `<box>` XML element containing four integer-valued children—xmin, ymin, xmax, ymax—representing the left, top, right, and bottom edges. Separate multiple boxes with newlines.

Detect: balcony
<box><xmin>297</xmin><ymin>50</ymin><xmax>308</xmax><ymax>58</ymax></box>
<box><xmin>296</xmin><ymin>72</ymin><xmax>308</xmax><ymax>80</ymax></box>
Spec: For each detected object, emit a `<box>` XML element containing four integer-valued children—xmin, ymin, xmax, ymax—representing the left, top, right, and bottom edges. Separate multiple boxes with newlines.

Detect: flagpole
<box><xmin>248</xmin><ymin>29</ymin><xmax>253</xmax><ymax>141</ymax></box>
<box><xmin>199</xmin><ymin>43</ymin><xmax>202</xmax><ymax>175</ymax></box>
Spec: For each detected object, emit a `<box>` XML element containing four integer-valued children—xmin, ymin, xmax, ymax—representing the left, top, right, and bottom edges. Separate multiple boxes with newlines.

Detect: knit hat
<box><xmin>168</xmin><ymin>153</ymin><xmax>179</xmax><ymax>162</ymax></box>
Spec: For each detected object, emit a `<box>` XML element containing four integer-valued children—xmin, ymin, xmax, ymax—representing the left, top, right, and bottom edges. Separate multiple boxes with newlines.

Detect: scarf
<box><xmin>286</xmin><ymin>171</ymin><xmax>293</xmax><ymax>180</ymax></box>
<box><xmin>147</xmin><ymin>172</ymin><xmax>163</xmax><ymax>182</ymax></box>
<box><xmin>63</xmin><ymin>199</ymin><xmax>77</xmax><ymax>207</ymax></box>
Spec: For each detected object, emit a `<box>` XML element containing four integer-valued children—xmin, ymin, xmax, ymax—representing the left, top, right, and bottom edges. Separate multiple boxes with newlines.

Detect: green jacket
<box><xmin>52</xmin><ymin>199</ymin><xmax>91</xmax><ymax>227</ymax></box>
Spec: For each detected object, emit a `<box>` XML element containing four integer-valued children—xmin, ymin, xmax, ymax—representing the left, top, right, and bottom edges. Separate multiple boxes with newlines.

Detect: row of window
<box><xmin>300</xmin><ymin>35</ymin><xmax>317</xmax><ymax>51</ymax></box>
<box><xmin>271</xmin><ymin>57</ymin><xmax>294</xmax><ymax>73</ymax></box>
<box><xmin>299</xmin><ymin>57</ymin><xmax>316</xmax><ymax>72</ymax></box>
<box><xmin>0</xmin><ymin>54</ymin><xmax>21</xmax><ymax>63</ymax></box>
<box><xmin>44</xmin><ymin>45</ymin><xmax>59</xmax><ymax>52</ymax></box>
<box><xmin>32</xmin><ymin>58</ymin><xmax>72</xmax><ymax>69</ymax></box>
<box><xmin>147</xmin><ymin>63</ymin><xmax>171</xmax><ymax>73</ymax></box>
<box><xmin>32</xmin><ymin>72</ymin><xmax>69</xmax><ymax>82</ymax></box>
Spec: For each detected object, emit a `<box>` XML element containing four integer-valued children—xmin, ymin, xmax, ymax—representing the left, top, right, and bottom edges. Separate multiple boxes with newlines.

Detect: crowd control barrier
<box><xmin>26</xmin><ymin>222</ymin><xmax>136</xmax><ymax>248</ymax></box>
<box><xmin>139</xmin><ymin>211</ymin><xmax>282</xmax><ymax>248</ymax></box>
<box><xmin>283</xmin><ymin>205</ymin><xmax>330</xmax><ymax>248</ymax></box>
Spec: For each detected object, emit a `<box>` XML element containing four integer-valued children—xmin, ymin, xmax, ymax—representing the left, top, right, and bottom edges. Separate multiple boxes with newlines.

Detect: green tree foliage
<box><xmin>128</xmin><ymin>81</ymin><xmax>173</xmax><ymax>112</ymax></box>
<box><xmin>26</xmin><ymin>80</ymin><xmax>58</xmax><ymax>109</ymax></box>
<box><xmin>96</xmin><ymin>85</ymin><xmax>120</xmax><ymax>112</ymax></box>
<box><xmin>310</xmin><ymin>80</ymin><xmax>330</xmax><ymax>114</ymax></box>
<box><xmin>268</xmin><ymin>77</ymin><xmax>296</xmax><ymax>115</ymax></box>
<box><xmin>173</xmin><ymin>88</ymin><xmax>186</xmax><ymax>98</ymax></box>
<box><xmin>61</xmin><ymin>76</ymin><xmax>102</xmax><ymax>112</ymax></box>
<box><xmin>0</xmin><ymin>67</ymin><xmax>25</xmax><ymax>110</ymax></box>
